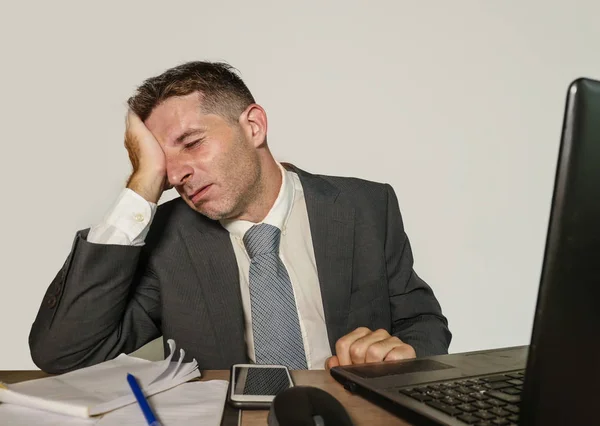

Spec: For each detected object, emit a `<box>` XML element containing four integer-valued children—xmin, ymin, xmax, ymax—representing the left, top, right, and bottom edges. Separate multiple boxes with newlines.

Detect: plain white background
<box><xmin>1</xmin><ymin>1</ymin><xmax>599</xmax><ymax>369</ymax></box>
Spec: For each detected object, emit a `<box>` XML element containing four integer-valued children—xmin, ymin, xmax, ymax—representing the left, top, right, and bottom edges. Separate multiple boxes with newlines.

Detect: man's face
<box><xmin>145</xmin><ymin>93</ymin><xmax>261</xmax><ymax>220</ymax></box>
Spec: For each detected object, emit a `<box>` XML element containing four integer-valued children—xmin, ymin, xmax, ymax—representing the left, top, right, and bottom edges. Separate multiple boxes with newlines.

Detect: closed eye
<box><xmin>184</xmin><ymin>139</ymin><xmax>203</xmax><ymax>149</ymax></box>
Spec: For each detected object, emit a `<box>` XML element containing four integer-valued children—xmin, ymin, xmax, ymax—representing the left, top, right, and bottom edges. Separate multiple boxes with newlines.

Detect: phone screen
<box><xmin>232</xmin><ymin>365</ymin><xmax>292</xmax><ymax>396</ymax></box>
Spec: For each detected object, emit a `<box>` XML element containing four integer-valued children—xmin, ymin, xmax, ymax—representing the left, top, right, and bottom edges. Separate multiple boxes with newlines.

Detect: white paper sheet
<box><xmin>0</xmin><ymin>403</ymin><xmax>98</xmax><ymax>426</ymax></box>
<box><xmin>0</xmin><ymin>340</ymin><xmax>200</xmax><ymax>418</ymax></box>
<box><xmin>0</xmin><ymin>380</ymin><xmax>229</xmax><ymax>426</ymax></box>
<box><xmin>97</xmin><ymin>380</ymin><xmax>229</xmax><ymax>426</ymax></box>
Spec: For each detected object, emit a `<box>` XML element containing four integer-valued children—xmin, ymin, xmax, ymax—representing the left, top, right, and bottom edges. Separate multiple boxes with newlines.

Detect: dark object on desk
<box><xmin>331</xmin><ymin>77</ymin><xmax>600</xmax><ymax>425</ymax></box>
<box><xmin>267</xmin><ymin>385</ymin><xmax>353</xmax><ymax>426</ymax></box>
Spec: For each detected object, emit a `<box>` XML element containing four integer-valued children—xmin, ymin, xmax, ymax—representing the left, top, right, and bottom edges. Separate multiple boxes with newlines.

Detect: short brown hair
<box><xmin>127</xmin><ymin>61</ymin><xmax>256</xmax><ymax>123</ymax></box>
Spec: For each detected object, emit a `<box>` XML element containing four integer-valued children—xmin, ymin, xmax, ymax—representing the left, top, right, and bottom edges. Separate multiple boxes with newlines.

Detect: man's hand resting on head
<box><xmin>125</xmin><ymin>110</ymin><xmax>170</xmax><ymax>203</ymax></box>
<box><xmin>325</xmin><ymin>327</ymin><xmax>416</xmax><ymax>370</ymax></box>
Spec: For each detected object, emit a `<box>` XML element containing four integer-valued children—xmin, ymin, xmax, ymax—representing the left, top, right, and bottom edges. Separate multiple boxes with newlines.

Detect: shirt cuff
<box><xmin>87</xmin><ymin>188</ymin><xmax>157</xmax><ymax>246</ymax></box>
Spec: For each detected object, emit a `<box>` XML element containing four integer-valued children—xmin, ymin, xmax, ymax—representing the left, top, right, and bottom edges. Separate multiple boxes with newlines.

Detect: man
<box><xmin>29</xmin><ymin>61</ymin><xmax>451</xmax><ymax>374</ymax></box>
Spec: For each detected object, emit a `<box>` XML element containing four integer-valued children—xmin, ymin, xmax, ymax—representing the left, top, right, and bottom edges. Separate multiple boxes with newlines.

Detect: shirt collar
<box><xmin>220</xmin><ymin>163</ymin><xmax>294</xmax><ymax>239</ymax></box>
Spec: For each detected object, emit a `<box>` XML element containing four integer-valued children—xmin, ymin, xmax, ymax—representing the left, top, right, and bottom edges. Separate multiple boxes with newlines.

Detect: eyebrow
<box><xmin>174</xmin><ymin>128</ymin><xmax>207</xmax><ymax>144</ymax></box>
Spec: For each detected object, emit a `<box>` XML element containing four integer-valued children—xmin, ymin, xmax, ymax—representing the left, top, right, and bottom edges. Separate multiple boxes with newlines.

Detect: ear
<box><xmin>239</xmin><ymin>104</ymin><xmax>268</xmax><ymax>148</ymax></box>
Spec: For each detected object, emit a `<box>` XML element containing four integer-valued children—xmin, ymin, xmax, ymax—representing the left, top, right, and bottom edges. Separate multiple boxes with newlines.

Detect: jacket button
<box><xmin>47</xmin><ymin>295</ymin><xmax>57</xmax><ymax>308</ymax></box>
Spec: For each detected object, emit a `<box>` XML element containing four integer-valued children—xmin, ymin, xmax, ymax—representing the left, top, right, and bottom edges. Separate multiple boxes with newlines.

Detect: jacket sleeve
<box><xmin>384</xmin><ymin>184</ymin><xmax>452</xmax><ymax>357</ymax></box>
<box><xmin>29</xmin><ymin>229</ymin><xmax>161</xmax><ymax>373</ymax></box>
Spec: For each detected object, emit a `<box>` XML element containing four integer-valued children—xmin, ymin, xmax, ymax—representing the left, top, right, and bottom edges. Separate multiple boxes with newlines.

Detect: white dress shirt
<box><xmin>87</xmin><ymin>165</ymin><xmax>332</xmax><ymax>369</ymax></box>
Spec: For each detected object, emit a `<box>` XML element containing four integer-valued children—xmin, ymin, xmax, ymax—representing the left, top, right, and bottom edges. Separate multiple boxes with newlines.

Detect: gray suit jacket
<box><xmin>30</xmin><ymin>167</ymin><xmax>451</xmax><ymax>373</ymax></box>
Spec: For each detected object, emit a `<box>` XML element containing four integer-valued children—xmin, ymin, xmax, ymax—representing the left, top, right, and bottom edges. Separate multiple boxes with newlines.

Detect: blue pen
<box><xmin>127</xmin><ymin>373</ymin><xmax>162</xmax><ymax>426</ymax></box>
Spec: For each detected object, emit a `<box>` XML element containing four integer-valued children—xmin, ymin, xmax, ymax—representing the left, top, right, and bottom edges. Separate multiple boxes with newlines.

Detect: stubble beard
<box><xmin>196</xmin><ymin>143</ymin><xmax>263</xmax><ymax>221</ymax></box>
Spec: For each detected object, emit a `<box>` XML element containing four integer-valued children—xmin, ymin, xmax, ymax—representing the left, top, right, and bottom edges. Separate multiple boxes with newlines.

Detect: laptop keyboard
<box><xmin>398</xmin><ymin>371</ymin><xmax>524</xmax><ymax>425</ymax></box>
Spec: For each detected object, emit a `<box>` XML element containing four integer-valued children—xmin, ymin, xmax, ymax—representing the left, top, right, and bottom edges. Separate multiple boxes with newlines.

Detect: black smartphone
<box><xmin>227</xmin><ymin>364</ymin><xmax>294</xmax><ymax>409</ymax></box>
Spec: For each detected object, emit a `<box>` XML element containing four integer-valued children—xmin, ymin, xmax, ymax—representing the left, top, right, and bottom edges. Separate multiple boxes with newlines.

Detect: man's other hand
<box><xmin>325</xmin><ymin>327</ymin><xmax>416</xmax><ymax>370</ymax></box>
<box><xmin>125</xmin><ymin>110</ymin><xmax>169</xmax><ymax>203</ymax></box>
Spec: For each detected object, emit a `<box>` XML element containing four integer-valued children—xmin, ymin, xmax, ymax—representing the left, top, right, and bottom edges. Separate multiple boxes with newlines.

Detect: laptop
<box><xmin>331</xmin><ymin>77</ymin><xmax>600</xmax><ymax>426</ymax></box>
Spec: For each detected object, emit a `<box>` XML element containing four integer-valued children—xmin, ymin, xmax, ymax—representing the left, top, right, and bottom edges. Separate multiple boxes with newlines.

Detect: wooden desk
<box><xmin>0</xmin><ymin>370</ymin><xmax>410</xmax><ymax>425</ymax></box>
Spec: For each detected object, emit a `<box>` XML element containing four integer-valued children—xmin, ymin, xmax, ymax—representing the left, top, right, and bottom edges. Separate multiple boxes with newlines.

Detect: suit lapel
<box><xmin>294</xmin><ymin>168</ymin><xmax>355</xmax><ymax>352</ymax></box>
<box><xmin>178</xmin><ymin>210</ymin><xmax>247</xmax><ymax>365</ymax></box>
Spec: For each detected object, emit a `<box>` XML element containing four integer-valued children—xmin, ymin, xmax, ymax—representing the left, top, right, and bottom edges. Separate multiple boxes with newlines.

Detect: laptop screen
<box><xmin>521</xmin><ymin>78</ymin><xmax>600</xmax><ymax>425</ymax></box>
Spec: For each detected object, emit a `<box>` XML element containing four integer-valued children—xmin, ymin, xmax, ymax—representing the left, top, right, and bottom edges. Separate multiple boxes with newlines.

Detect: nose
<box><xmin>166</xmin><ymin>156</ymin><xmax>194</xmax><ymax>187</ymax></box>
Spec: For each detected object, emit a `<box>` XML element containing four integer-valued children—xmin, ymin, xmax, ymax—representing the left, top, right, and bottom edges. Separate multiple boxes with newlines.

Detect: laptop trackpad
<box><xmin>342</xmin><ymin>359</ymin><xmax>454</xmax><ymax>379</ymax></box>
<box><xmin>337</xmin><ymin>347</ymin><xmax>527</xmax><ymax>388</ymax></box>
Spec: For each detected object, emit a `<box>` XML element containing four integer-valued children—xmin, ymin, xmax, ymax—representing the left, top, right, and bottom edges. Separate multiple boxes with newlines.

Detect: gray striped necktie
<box><xmin>243</xmin><ymin>223</ymin><xmax>308</xmax><ymax>369</ymax></box>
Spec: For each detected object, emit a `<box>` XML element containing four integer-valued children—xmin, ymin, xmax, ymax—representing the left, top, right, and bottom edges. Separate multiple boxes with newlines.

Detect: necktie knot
<box><xmin>243</xmin><ymin>223</ymin><xmax>281</xmax><ymax>259</ymax></box>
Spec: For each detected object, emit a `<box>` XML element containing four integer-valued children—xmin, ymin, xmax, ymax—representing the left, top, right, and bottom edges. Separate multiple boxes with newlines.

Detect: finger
<box><xmin>363</xmin><ymin>336</ymin><xmax>406</xmax><ymax>363</ymax></box>
<box><xmin>349</xmin><ymin>328</ymin><xmax>391</xmax><ymax>364</ymax></box>
<box><xmin>325</xmin><ymin>356</ymin><xmax>340</xmax><ymax>371</ymax></box>
<box><xmin>126</xmin><ymin>109</ymin><xmax>141</xmax><ymax>126</ymax></box>
<box><xmin>124</xmin><ymin>111</ymin><xmax>139</xmax><ymax>149</ymax></box>
<box><xmin>335</xmin><ymin>327</ymin><xmax>372</xmax><ymax>366</ymax></box>
<box><xmin>125</xmin><ymin>111</ymin><xmax>148</xmax><ymax>144</ymax></box>
<box><xmin>383</xmin><ymin>343</ymin><xmax>417</xmax><ymax>362</ymax></box>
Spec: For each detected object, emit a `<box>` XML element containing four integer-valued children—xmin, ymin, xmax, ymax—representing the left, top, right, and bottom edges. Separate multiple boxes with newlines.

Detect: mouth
<box><xmin>188</xmin><ymin>184</ymin><xmax>213</xmax><ymax>204</ymax></box>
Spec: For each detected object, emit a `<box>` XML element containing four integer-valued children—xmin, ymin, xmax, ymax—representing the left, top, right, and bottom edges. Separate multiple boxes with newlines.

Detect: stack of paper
<box><xmin>0</xmin><ymin>340</ymin><xmax>201</xmax><ymax>418</ymax></box>
<box><xmin>0</xmin><ymin>381</ymin><xmax>230</xmax><ymax>426</ymax></box>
